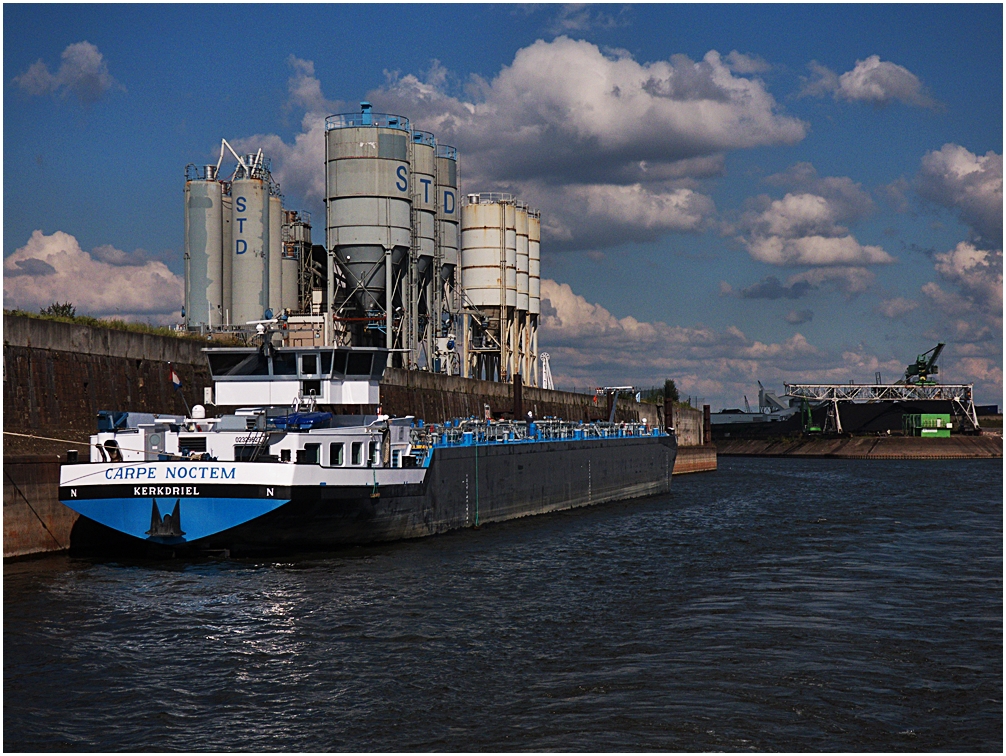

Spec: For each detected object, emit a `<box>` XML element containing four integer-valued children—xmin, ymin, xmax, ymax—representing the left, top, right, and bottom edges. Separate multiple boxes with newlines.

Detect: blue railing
<box><xmin>412</xmin><ymin>130</ymin><xmax>436</xmax><ymax>147</ymax></box>
<box><xmin>326</xmin><ymin>112</ymin><xmax>411</xmax><ymax>132</ymax></box>
<box><xmin>436</xmin><ymin>144</ymin><xmax>458</xmax><ymax>160</ymax></box>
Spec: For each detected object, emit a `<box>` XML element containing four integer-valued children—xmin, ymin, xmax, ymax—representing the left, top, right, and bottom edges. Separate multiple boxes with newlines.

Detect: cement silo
<box><xmin>436</xmin><ymin>145</ymin><xmax>460</xmax><ymax>289</ymax></box>
<box><xmin>183</xmin><ymin>164</ymin><xmax>224</xmax><ymax>330</ymax></box>
<box><xmin>221</xmin><ymin>194</ymin><xmax>233</xmax><ymax>324</ymax></box>
<box><xmin>528</xmin><ymin>208</ymin><xmax>541</xmax><ymax>384</ymax></box>
<box><xmin>327</xmin><ymin>102</ymin><xmax>412</xmax><ymax>350</ymax></box>
<box><xmin>514</xmin><ymin>203</ymin><xmax>530</xmax><ymax>379</ymax></box>
<box><xmin>460</xmin><ymin>193</ymin><xmax>519</xmax><ymax>380</ymax></box>
<box><xmin>410</xmin><ymin>130</ymin><xmax>437</xmax><ymax>365</ymax></box>
<box><xmin>268</xmin><ymin>194</ymin><xmax>283</xmax><ymax>316</ymax></box>
<box><xmin>230</xmin><ymin>155</ymin><xmax>271</xmax><ymax>325</ymax></box>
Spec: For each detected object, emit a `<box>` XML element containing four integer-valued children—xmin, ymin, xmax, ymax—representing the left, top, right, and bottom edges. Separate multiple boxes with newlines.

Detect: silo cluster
<box><xmin>184</xmin><ymin>103</ymin><xmax>543</xmax><ymax>385</ymax></box>
<box><xmin>326</xmin><ymin>103</ymin><xmax>461</xmax><ymax>374</ymax></box>
<box><xmin>460</xmin><ymin>194</ymin><xmax>541</xmax><ymax>383</ymax></box>
<box><xmin>183</xmin><ymin>151</ymin><xmax>312</xmax><ymax>330</ymax></box>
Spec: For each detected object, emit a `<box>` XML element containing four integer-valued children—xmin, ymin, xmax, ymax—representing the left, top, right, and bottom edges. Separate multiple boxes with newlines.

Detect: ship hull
<box><xmin>62</xmin><ymin>435</ymin><xmax>677</xmax><ymax>555</ymax></box>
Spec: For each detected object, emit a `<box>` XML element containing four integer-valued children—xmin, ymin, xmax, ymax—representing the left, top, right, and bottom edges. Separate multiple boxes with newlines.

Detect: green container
<box><xmin>903</xmin><ymin>413</ymin><xmax>952</xmax><ymax>438</ymax></box>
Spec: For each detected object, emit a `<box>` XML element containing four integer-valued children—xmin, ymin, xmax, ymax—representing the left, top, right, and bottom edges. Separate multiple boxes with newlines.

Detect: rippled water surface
<box><xmin>5</xmin><ymin>458</ymin><xmax>1002</xmax><ymax>751</ymax></box>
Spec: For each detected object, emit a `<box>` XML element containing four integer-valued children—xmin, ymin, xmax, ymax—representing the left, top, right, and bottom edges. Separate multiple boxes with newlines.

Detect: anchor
<box><xmin>146</xmin><ymin>498</ymin><xmax>186</xmax><ymax>538</ymax></box>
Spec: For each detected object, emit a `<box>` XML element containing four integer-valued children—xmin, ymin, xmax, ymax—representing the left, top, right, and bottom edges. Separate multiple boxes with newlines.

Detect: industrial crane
<box><xmin>903</xmin><ymin>343</ymin><xmax>945</xmax><ymax>385</ymax></box>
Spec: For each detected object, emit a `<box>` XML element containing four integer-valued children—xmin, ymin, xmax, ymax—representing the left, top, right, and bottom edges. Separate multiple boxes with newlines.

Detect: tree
<box><xmin>40</xmin><ymin>302</ymin><xmax>76</xmax><ymax>318</ymax></box>
<box><xmin>663</xmin><ymin>379</ymin><xmax>679</xmax><ymax>404</ymax></box>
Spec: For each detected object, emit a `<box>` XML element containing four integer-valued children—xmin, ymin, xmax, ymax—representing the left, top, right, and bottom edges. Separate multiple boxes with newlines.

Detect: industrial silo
<box><xmin>436</xmin><ymin>145</ymin><xmax>459</xmax><ymax>289</ymax></box>
<box><xmin>326</xmin><ymin>102</ymin><xmax>412</xmax><ymax>349</ymax></box>
<box><xmin>411</xmin><ymin>130</ymin><xmax>437</xmax><ymax>363</ymax></box>
<box><xmin>515</xmin><ymin>204</ymin><xmax>529</xmax><ymax>313</ymax></box>
<box><xmin>268</xmin><ymin>194</ymin><xmax>283</xmax><ymax>316</ymax></box>
<box><xmin>460</xmin><ymin>193</ymin><xmax>518</xmax><ymax>380</ymax></box>
<box><xmin>528</xmin><ymin>209</ymin><xmax>541</xmax><ymax>385</ymax></box>
<box><xmin>230</xmin><ymin>155</ymin><xmax>271</xmax><ymax>325</ymax></box>
<box><xmin>221</xmin><ymin>194</ymin><xmax>233</xmax><ymax>324</ymax></box>
<box><xmin>183</xmin><ymin>164</ymin><xmax>224</xmax><ymax>330</ymax></box>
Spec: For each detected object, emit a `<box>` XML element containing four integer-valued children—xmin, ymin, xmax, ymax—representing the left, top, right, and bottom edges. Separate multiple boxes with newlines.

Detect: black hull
<box><xmin>72</xmin><ymin>436</ymin><xmax>677</xmax><ymax>556</ymax></box>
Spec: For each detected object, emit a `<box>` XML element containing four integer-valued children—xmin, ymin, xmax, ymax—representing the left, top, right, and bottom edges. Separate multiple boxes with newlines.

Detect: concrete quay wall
<box><xmin>716</xmin><ymin>435</ymin><xmax>1002</xmax><ymax>459</ymax></box>
<box><xmin>3</xmin><ymin>455</ymin><xmax>76</xmax><ymax>558</ymax></box>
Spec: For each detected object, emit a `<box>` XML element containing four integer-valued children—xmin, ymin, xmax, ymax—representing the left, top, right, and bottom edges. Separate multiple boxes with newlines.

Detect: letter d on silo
<box><xmin>236</xmin><ymin>239</ymin><xmax>247</xmax><ymax>255</ymax></box>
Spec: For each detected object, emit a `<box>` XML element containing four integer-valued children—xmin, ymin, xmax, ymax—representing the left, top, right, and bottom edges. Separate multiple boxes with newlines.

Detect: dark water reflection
<box><xmin>5</xmin><ymin>458</ymin><xmax>1002</xmax><ymax>751</ymax></box>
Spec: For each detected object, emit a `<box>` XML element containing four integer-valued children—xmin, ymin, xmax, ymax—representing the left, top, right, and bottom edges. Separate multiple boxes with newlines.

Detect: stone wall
<box><xmin>3</xmin><ymin>455</ymin><xmax>76</xmax><ymax>558</ymax></box>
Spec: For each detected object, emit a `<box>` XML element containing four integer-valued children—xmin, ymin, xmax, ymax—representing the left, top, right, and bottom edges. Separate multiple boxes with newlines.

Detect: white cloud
<box><xmin>3</xmin><ymin>230</ymin><xmax>182</xmax><ymax>319</ymax></box>
<box><xmin>12</xmin><ymin>41</ymin><xmax>120</xmax><ymax>104</ymax></box>
<box><xmin>372</xmin><ymin>38</ymin><xmax>806</xmax><ymax>190</ymax></box>
<box><xmin>734</xmin><ymin>165</ymin><xmax>892</xmax><ymax>266</ymax></box>
<box><xmin>917</xmin><ymin>144</ymin><xmax>1003</xmax><ymax>247</ymax></box>
<box><xmin>875</xmin><ymin>297</ymin><xmax>919</xmax><ymax>319</ymax></box>
<box><xmin>799</xmin><ymin>55</ymin><xmax>936</xmax><ymax>108</ymax></box>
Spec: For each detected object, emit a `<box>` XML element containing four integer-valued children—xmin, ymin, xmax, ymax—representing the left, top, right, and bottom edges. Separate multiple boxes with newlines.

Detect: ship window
<box><xmin>302</xmin><ymin>380</ymin><xmax>321</xmax><ymax>397</ymax></box>
<box><xmin>179</xmin><ymin>436</ymin><xmax>207</xmax><ymax>454</ymax></box>
<box><xmin>272</xmin><ymin>353</ymin><xmax>297</xmax><ymax>375</ymax></box>
<box><xmin>329</xmin><ymin>443</ymin><xmax>344</xmax><ymax>466</ymax></box>
<box><xmin>369</xmin><ymin>441</ymin><xmax>380</xmax><ymax>467</ymax></box>
<box><xmin>346</xmin><ymin>353</ymin><xmax>372</xmax><ymax>376</ymax></box>
<box><xmin>320</xmin><ymin>352</ymin><xmax>333</xmax><ymax>375</ymax></box>
<box><xmin>332</xmin><ymin>351</ymin><xmax>348</xmax><ymax>376</ymax></box>
<box><xmin>301</xmin><ymin>353</ymin><xmax>318</xmax><ymax>375</ymax></box>
<box><xmin>351</xmin><ymin>441</ymin><xmax>363</xmax><ymax>466</ymax></box>
<box><xmin>208</xmin><ymin>352</ymin><xmax>268</xmax><ymax>376</ymax></box>
<box><xmin>371</xmin><ymin>352</ymin><xmax>388</xmax><ymax>379</ymax></box>
<box><xmin>303</xmin><ymin>444</ymin><xmax>320</xmax><ymax>464</ymax></box>
<box><xmin>234</xmin><ymin>445</ymin><xmax>259</xmax><ymax>461</ymax></box>
<box><xmin>280</xmin><ymin>449</ymin><xmax>291</xmax><ymax>462</ymax></box>
<box><xmin>392</xmin><ymin>450</ymin><xmax>401</xmax><ymax>468</ymax></box>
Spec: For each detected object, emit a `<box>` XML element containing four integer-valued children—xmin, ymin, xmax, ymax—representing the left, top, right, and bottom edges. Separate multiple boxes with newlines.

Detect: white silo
<box><xmin>436</xmin><ymin>145</ymin><xmax>460</xmax><ymax>289</ymax></box>
<box><xmin>461</xmin><ymin>193</ymin><xmax>520</xmax><ymax>380</ymax></box>
<box><xmin>411</xmin><ymin>130</ymin><xmax>437</xmax><ymax>364</ymax></box>
<box><xmin>326</xmin><ymin>102</ymin><xmax>412</xmax><ymax>350</ymax></box>
<box><xmin>515</xmin><ymin>204</ymin><xmax>529</xmax><ymax>313</ymax></box>
<box><xmin>268</xmin><ymin>194</ymin><xmax>283</xmax><ymax>316</ymax></box>
<box><xmin>230</xmin><ymin>155</ymin><xmax>271</xmax><ymax>325</ymax></box>
<box><xmin>183</xmin><ymin>164</ymin><xmax>224</xmax><ymax>330</ymax></box>
<box><xmin>221</xmin><ymin>194</ymin><xmax>233</xmax><ymax>325</ymax></box>
<box><xmin>528</xmin><ymin>208</ymin><xmax>541</xmax><ymax>386</ymax></box>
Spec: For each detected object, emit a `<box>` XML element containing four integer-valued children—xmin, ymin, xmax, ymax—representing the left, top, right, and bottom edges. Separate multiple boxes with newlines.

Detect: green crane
<box><xmin>904</xmin><ymin>343</ymin><xmax>945</xmax><ymax>385</ymax></box>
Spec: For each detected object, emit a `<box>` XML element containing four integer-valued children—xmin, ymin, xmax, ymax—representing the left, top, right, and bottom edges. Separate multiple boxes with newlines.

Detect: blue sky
<box><xmin>4</xmin><ymin>4</ymin><xmax>1002</xmax><ymax>407</ymax></box>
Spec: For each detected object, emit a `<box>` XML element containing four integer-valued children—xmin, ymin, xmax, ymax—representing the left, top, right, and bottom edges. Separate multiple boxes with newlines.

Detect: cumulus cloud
<box><xmin>3</xmin><ymin>230</ymin><xmax>182</xmax><ymax>319</ymax></box>
<box><xmin>875</xmin><ymin>297</ymin><xmax>919</xmax><ymax>319</ymax></box>
<box><xmin>736</xmin><ymin>166</ymin><xmax>893</xmax><ymax>269</ymax></box>
<box><xmin>536</xmin><ymin>278</ymin><xmax>956</xmax><ymax>407</ymax></box>
<box><xmin>372</xmin><ymin>38</ymin><xmax>805</xmax><ymax>189</ymax></box>
<box><xmin>738</xmin><ymin>276</ymin><xmax>814</xmax><ymax>300</ymax></box>
<box><xmin>917</xmin><ymin>143</ymin><xmax>1003</xmax><ymax>247</ymax></box>
<box><xmin>12</xmin><ymin>41</ymin><xmax>120</xmax><ymax>104</ymax></box>
<box><xmin>784</xmin><ymin>309</ymin><xmax>813</xmax><ymax>325</ymax></box>
<box><xmin>799</xmin><ymin>55</ymin><xmax>937</xmax><ymax>108</ymax></box>
<box><xmin>733</xmin><ymin>164</ymin><xmax>892</xmax><ymax>267</ymax></box>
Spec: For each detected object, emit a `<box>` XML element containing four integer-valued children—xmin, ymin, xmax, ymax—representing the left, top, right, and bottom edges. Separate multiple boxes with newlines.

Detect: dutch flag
<box><xmin>170</xmin><ymin>367</ymin><xmax>182</xmax><ymax>391</ymax></box>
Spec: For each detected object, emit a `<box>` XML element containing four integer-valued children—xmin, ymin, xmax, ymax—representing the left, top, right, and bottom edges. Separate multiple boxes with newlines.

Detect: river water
<box><xmin>5</xmin><ymin>457</ymin><xmax>1002</xmax><ymax>751</ymax></box>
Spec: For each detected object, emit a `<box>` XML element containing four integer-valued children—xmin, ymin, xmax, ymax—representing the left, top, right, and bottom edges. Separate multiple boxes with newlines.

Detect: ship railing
<box><xmin>416</xmin><ymin>418</ymin><xmax>659</xmax><ymax>448</ymax></box>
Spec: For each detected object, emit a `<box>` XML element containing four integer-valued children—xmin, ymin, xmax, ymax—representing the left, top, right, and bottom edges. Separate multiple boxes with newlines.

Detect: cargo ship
<box><xmin>59</xmin><ymin>345</ymin><xmax>677</xmax><ymax>555</ymax></box>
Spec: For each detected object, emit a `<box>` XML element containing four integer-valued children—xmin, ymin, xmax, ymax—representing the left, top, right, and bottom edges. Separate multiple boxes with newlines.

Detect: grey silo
<box><xmin>230</xmin><ymin>159</ymin><xmax>271</xmax><ymax>325</ymax></box>
<box><xmin>221</xmin><ymin>194</ymin><xmax>233</xmax><ymax>323</ymax></box>
<box><xmin>435</xmin><ymin>145</ymin><xmax>460</xmax><ymax>287</ymax></box>
<box><xmin>183</xmin><ymin>165</ymin><xmax>224</xmax><ymax>329</ymax></box>
<box><xmin>326</xmin><ymin>103</ymin><xmax>412</xmax><ymax>347</ymax></box>
<box><xmin>515</xmin><ymin>204</ymin><xmax>529</xmax><ymax>313</ymax></box>
<box><xmin>268</xmin><ymin>194</ymin><xmax>283</xmax><ymax>315</ymax></box>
